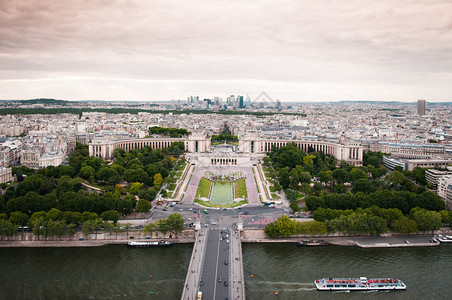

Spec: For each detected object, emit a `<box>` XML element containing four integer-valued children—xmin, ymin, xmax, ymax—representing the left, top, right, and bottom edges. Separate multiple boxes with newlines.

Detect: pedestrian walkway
<box><xmin>230</xmin><ymin>226</ymin><xmax>246</xmax><ymax>300</ymax></box>
<box><xmin>181</xmin><ymin>230</ymin><xmax>207</xmax><ymax>300</ymax></box>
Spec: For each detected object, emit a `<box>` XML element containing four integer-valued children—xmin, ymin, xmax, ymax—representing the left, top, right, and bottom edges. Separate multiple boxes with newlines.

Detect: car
<box><xmin>188</xmin><ymin>208</ymin><xmax>193</xmax><ymax>211</ymax></box>
<box><xmin>163</xmin><ymin>208</ymin><xmax>168</xmax><ymax>211</ymax></box>
<box><xmin>216</xmin><ymin>207</ymin><xmax>220</xmax><ymax>210</ymax></box>
<box><xmin>179</xmin><ymin>208</ymin><xmax>184</xmax><ymax>211</ymax></box>
<box><xmin>211</xmin><ymin>222</ymin><xmax>217</xmax><ymax>225</ymax></box>
<box><xmin>243</xmin><ymin>211</ymin><xmax>249</xmax><ymax>215</ymax></box>
<box><xmin>226</xmin><ymin>239</ymin><xmax>229</xmax><ymax>243</ymax></box>
<box><xmin>186</xmin><ymin>218</ymin><xmax>192</xmax><ymax>221</ymax></box>
<box><xmin>223</xmin><ymin>208</ymin><xmax>227</xmax><ymax>210</ymax></box>
<box><xmin>405</xmin><ymin>240</ymin><xmax>410</xmax><ymax>244</ymax></box>
<box><xmin>78</xmin><ymin>238</ymin><xmax>84</xmax><ymax>241</ymax></box>
<box><xmin>224</xmin><ymin>281</ymin><xmax>229</xmax><ymax>286</ymax></box>
<box><xmin>237</xmin><ymin>212</ymin><xmax>242</xmax><ymax>215</ymax></box>
<box><xmin>204</xmin><ymin>211</ymin><xmax>209</xmax><ymax>214</ymax></box>
<box><xmin>200</xmin><ymin>281</ymin><xmax>204</xmax><ymax>286</ymax></box>
<box><xmin>218</xmin><ymin>277</ymin><xmax>222</xmax><ymax>282</ymax></box>
<box><xmin>204</xmin><ymin>224</ymin><xmax>209</xmax><ymax>227</ymax></box>
<box><xmin>145</xmin><ymin>237</ymin><xmax>151</xmax><ymax>239</ymax></box>
<box><xmin>207</xmin><ymin>216</ymin><xmax>210</xmax><ymax>219</ymax></box>
<box><xmin>224</xmin><ymin>261</ymin><xmax>228</xmax><ymax>265</ymax></box>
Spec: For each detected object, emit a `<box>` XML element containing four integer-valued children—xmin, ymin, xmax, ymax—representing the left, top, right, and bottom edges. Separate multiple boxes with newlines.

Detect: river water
<box><xmin>0</xmin><ymin>243</ymin><xmax>451</xmax><ymax>299</ymax></box>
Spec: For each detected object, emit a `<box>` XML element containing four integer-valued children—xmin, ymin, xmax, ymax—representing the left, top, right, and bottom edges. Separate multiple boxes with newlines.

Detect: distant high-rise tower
<box><xmin>417</xmin><ymin>99</ymin><xmax>426</xmax><ymax>116</ymax></box>
<box><xmin>245</xmin><ymin>94</ymin><xmax>251</xmax><ymax>107</ymax></box>
<box><xmin>238</xmin><ymin>95</ymin><xmax>244</xmax><ymax>108</ymax></box>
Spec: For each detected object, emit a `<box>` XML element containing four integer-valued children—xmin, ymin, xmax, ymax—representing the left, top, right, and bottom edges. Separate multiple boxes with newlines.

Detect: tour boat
<box><xmin>297</xmin><ymin>239</ymin><xmax>329</xmax><ymax>246</ymax></box>
<box><xmin>434</xmin><ymin>234</ymin><xmax>452</xmax><ymax>243</ymax></box>
<box><xmin>127</xmin><ymin>240</ymin><xmax>173</xmax><ymax>247</ymax></box>
<box><xmin>315</xmin><ymin>277</ymin><xmax>406</xmax><ymax>291</ymax></box>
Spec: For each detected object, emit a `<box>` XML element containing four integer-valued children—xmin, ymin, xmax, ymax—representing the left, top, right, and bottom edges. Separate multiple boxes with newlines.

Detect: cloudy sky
<box><xmin>1</xmin><ymin>0</ymin><xmax>451</xmax><ymax>102</ymax></box>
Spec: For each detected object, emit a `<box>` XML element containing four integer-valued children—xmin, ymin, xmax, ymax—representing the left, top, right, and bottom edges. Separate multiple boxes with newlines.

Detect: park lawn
<box><xmin>196</xmin><ymin>178</ymin><xmax>212</xmax><ymax>198</ymax></box>
<box><xmin>175</xmin><ymin>160</ymin><xmax>187</xmax><ymax>171</ymax></box>
<box><xmin>262</xmin><ymin>166</ymin><xmax>271</xmax><ymax>172</ymax></box>
<box><xmin>234</xmin><ymin>179</ymin><xmax>247</xmax><ymax>199</ymax></box>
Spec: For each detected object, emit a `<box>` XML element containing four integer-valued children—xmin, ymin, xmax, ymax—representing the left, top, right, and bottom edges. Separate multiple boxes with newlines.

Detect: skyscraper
<box><xmin>238</xmin><ymin>95</ymin><xmax>244</xmax><ymax>108</ymax></box>
<box><xmin>417</xmin><ymin>99</ymin><xmax>426</xmax><ymax>116</ymax></box>
<box><xmin>245</xmin><ymin>94</ymin><xmax>251</xmax><ymax>107</ymax></box>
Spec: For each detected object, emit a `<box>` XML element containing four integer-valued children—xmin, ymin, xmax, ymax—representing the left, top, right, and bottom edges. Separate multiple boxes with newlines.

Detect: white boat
<box><xmin>434</xmin><ymin>235</ymin><xmax>452</xmax><ymax>243</ymax></box>
<box><xmin>127</xmin><ymin>240</ymin><xmax>173</xmax><ymax>247</ymax></box>
<box><xmin>315</xmin><ymin>277</ymin><xmax>406</xmax><ymax>291</ymax></box>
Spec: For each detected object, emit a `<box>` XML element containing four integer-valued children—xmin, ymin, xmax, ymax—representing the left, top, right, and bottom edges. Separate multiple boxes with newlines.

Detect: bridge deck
<box><xmin>181</xmin><ymin>227</ymin><xmax>245</xmax><ymax>300</ymax></box>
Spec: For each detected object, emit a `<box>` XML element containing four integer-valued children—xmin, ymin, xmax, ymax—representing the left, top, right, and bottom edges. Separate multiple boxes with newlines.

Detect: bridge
<box><xmin>181</xmin><ymin>226</ymin><xmax>245</xmax><ymax>300</ymax></box>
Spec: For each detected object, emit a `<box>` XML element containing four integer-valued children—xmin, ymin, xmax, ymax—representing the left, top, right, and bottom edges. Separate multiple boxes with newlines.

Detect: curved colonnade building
<box><xmin>89</xmin><ymin>132</ymin><xmax>363</xmax><ymax>166</ymax></box>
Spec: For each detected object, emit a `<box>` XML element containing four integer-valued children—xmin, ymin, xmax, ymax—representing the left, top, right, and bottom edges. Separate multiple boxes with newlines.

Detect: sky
<box><xmin>1</xmin><ymin>0</ymin><xmax>452</xmax><ymax>102</ymax></box>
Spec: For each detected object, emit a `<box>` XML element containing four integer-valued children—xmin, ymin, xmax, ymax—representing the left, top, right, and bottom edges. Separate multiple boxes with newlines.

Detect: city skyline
<box><xmin>1</xmin><ymin>0</ymin><xmax>452</xmax><ymax>102</ymax></box>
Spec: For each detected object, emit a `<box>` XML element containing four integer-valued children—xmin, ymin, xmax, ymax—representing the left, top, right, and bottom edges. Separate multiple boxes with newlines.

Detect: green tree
<box><xmin>318</xmin><ymin>171</ymin><xmax>333</xmax><ymax>187</ymax></box>
<box><xmin>332</xmin><ymin>169</ymin><xmax>349</xmax><ymax>184</ymax></box>
<box><xmin>167</xmin><ymin>213</ymin><xmax>184</xmax><ymax>233</ymax></box>
<box><xmin>439</xmin><ymin>210</ymin><xmax>452</xmax><ymax>224</ymax></box>
<box><xmin>9</xmin><ymin>211</ymin><xmax>28</xmax><ymax>226</ymax></box>
<box><xmin>352</xmin><ymin>179</ymin><xmax>375</xmax><ymax>194</ymax></box>
<box><xmin>386</xmin><ymin>170</ymin><xmax>406</xmax><ymax>188</ymax></box>
<box><xmin>371</xmin><ymin>167</ymin><xmax>388</xmax><ymax>179</ymax></box>
<box><xmin>129</xmin><ymin>182</ymin><xmax>143</xmax><ymax>195</ymax></box>
<box><xmin>390</xmin><ymin>217</ymin><xmax>418</xmax><ymax>233</ymax></box>
<box><xmin>143</xmin><ymin>223</ymin><xmax>154</xmax><ymax>236</ymax></box>
<box><xmin>295</xmin><ymin>221</ymin><xmax>327</xmax><ymax>235</ymax></box>
<box><xmin>135</xmin><ymin>199</ymin><xmax>151</xmax><ymax>214</ymax></box>
<box><xmin>153</xmin><ymin>173</ymin><xmax>163</xmax><ymax>187</ymax></box>
<box><xmin>278</xmin><ymin>167</ymin><xmax>290</xmax><ymax>189</ymax></box>
<box><xmin>264</xmin><ymin>215</ymin><xmax>297</xmax><ymax>238</ymax></box>
<box><xmin>101</xmin><ymin>210</ymin><xmax>120</xmax><ymax>223</ymax></box>
<box><xmin>46</xmin><ymin>208</ymin><xmax>63</xmax><ymax>221</ymax></box>
<box><xmin>349</xmin><ymin>168</ymin><xmax>368</xmax><ymax>183</ymax></box>
<box><xmin>410</xmin><ymin>208</ymin><xmax>442</xmax><ymax>231</ymax></box>
<box><xmin>290</xmin><ymin>201</ymin><xmax>301</xmax><ymax>213</ymax></box>
<box><xmin>155</xmin><ymin>219</ymin><xmax>170</xmax><ymax>234</ymax></box>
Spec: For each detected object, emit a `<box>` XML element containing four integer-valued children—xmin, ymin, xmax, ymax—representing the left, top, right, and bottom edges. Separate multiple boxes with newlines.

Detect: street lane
<box><xmin>199</xmin><ymin>229</ymin><xmax>220</xmax><ymax>300</ymax></box>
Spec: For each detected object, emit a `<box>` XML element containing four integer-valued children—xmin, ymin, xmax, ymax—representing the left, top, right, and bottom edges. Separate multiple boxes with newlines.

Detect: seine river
<box><xmin>1</xmin><ymin>243</ymin><xmax>451</xmax><ymax>299</ymax></box>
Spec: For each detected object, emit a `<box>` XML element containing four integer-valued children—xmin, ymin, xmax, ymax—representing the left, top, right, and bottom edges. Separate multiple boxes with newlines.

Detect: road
<box><xmin>199</xmin><ymin>228</ymin><xmax>230</xmax><ymax>300</ymax></box>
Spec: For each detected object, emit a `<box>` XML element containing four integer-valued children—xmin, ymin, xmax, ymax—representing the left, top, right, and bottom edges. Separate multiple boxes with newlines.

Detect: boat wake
<box><xmin>253</xmin><ymin>281</ymin><xmax>315</xmax><ymax>287</ymax></box>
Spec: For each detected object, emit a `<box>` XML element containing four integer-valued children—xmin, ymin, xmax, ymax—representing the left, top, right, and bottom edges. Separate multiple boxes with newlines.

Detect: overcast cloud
<box><xmin>1</xmin><ymin>0</ymin><xmax>451</xmax><ymax>102</ymax></box>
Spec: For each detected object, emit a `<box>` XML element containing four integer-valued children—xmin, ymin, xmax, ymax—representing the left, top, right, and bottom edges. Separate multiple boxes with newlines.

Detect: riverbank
<box><xmin>0</xmin><ymin>238</ymin><xmax>195</xmax><ymax>248</ymax></box>
<box><xmin>1</xmin><ymin>228</ymin><xmax>449</xmax><ymax>248</ymax></box>
<box><xmin>241</xmin><ymin>228</ymin><xmax>444</xmax><ymax>248</ymax></box>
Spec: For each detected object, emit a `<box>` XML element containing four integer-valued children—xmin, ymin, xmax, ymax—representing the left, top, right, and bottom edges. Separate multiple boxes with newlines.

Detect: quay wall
<box><xmin>2</xmin><ymin>227</ymin><xmax>452</xmax><ymax>248</ymax></box>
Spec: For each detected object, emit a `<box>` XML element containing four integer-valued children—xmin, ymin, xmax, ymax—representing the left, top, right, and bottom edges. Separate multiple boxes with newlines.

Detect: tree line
<box><xmin>265</xmin><ymin>207</ymin><xmax>452</xmax><ymax>238</ymax></box>
<box><xmin>211</xmin><ymin>134</ymin><xmax>238</xmax><ymax>141</ymax></box>
<box><xmin>148</xmin><ymin>126</ymin><xmax>190</xmax><ymax>137</ymax></box>
<box><xmin>0</xmin><ymin>209</ymin><xmax>185</xmax><ymax>239</ymax></box>
<box><xmin>264</xmin><ymin>144</ymin><xmax>449</xmax><ymax>235</ymax></box>
<box><xmin>0</xmin><ymin>143</ymin><xmax>184</xmax><ymax>225</ymax></box>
